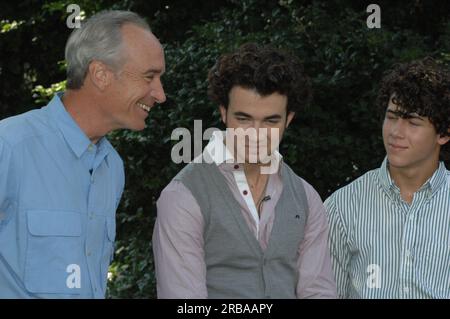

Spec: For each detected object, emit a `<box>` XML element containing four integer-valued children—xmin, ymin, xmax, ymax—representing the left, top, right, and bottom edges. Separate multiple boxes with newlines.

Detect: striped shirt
<box><xmin>324</xmin><ymin>157</ymin><xmax>450</xmax><ymax>299</ymax></box>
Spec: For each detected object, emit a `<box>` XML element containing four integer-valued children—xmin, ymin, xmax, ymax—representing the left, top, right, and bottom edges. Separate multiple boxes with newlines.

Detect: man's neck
<box><xmin>62</xmin><ymin>89</ymin><xmax>110</xmax><ymax>144</ymax></box>
<box><xmin>243</xmin><ymin>162</ymin><xmax>270</xmax><ymax>187</ymax></box>
<box><xmin>243</xmin><ymin>162</ymin><xmax>270</xmax><ymax>211</ymax></box>
<box><xmin>243</xmin><ymin>162</ymin><xmax>262</xmax><ymax>179</ymax></box>
<box><xmin>388</xmin><ymin>158</ymin><xmax>439</xmax><ymax>204</ymax></box>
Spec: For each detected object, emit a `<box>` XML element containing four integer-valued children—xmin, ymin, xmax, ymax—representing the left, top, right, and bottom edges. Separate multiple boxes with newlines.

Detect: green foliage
<box><xmin>2</xmin><ymin>0</ymin><xmax>450</xmax><ymax>298</ymax></box>
<box><xmin>106</xmin><ymin>0</ymin><xmax>450</xmax><ymax>298</ymax></box>
<box><xmin>33</xmin><ymin>81</ymin><xmax>66</xmax><ymax>104</ymax></box>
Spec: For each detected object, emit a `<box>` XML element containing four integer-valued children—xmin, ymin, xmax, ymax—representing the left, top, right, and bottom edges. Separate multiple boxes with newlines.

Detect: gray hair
<box><xmin>65</xmin><ymin>10</ymin><xmax>151</xmax><ymax>89</ymax></box>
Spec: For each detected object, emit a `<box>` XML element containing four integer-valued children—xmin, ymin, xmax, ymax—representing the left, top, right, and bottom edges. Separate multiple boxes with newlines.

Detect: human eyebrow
<box><xmin>385</xmin><ymin>109</ymin><xmax>399</xmax><ymax>117</ymax></box>
<box><xmin>264</xmin><ymin>115</ymin><xmax>282</xmax><ymax>121</ymax></box>
<box><xmin>405</xmin><ymin>114</ymin><xmax>425</xmax><ymax>121</ymax></box>
<box><xmin>142</xmin><ymin>68</ymin><xmax>164</xmax><ymax>76</ymax></box>
<box><xmin>233</xmin><ymin>112</ymin><xmax>253</xmax><ymax>118</ymax></box>
<box><xmin>386</xmin><ymin>109</ymin><xmax>424</xmax><ymax>121</ymax></box>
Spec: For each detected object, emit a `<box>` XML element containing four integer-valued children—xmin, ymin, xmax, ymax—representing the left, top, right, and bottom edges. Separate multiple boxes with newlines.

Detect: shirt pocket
<box><xmin>24</xmin><ymin>210</ymin><xmax>82</xmax><ymax>295</ymax></box>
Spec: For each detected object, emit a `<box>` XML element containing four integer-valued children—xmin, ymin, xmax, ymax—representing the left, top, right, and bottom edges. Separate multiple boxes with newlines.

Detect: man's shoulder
<box><xmin>324</xmin><ymin>168</ymin><xmax>381</xmax><ymax>227</ymax></box>
<box><xmin>325</xmin><ymin>167</ymin><xmax>380</xmax><ymax>206</ymax></box>
<box><xmin>443</xmin><ymin>168</ymin><xmax>450</xmax><ymax>189</ymax></box>
<box><xmin>103</xmin><ymin>139</ymin><xmax>124</xmax><ymax>166</ymax></box>
<box><xmin>0</xmin><ymin>108</ymin><xmax>51</xmax><ymax>147</ymax></box>
<box><xmin>281</xmin><ymin>162</ymin><xmax>316</xmax><ymax>191</ymax></box>
<box><xmin>172</xmin><ymin>155</ymin><xmax>213</xmax><ymax>181</ymax></box>
<box><xmin>281</xmin><ymin>162</ymin><xmax>327</xmax><ymax>209</ymax></box>
<box><xmin>158</xmin><ymin>177</ymin><xmax>199</xmax><ymax>212</ymax></box>
<box><xmin>281</xmin><ymin>161</ymin><xmax>304</xmax><ymax>180</ymax></box>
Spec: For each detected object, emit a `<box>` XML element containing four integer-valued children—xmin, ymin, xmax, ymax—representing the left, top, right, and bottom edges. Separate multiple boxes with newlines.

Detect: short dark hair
<box><xmin>207</xmin><ymin>43</ymin><xmax>312</xmax><ymax>114</ymax></box>
<box><xmin>376</xmin><ymin>57</ymin><xmax>450</xmax><ymax>159</ymax></box>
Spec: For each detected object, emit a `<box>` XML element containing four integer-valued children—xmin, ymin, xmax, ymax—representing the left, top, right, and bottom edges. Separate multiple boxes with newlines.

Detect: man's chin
<box><xmin>386</xmin><ymin>153</ymin><xmax>411</xmax><ymax>169</ymax></box>
<box><xmin>127</xmin><ymin>121</ymin><xmax>147</xmax><ymax>132</ymax></box>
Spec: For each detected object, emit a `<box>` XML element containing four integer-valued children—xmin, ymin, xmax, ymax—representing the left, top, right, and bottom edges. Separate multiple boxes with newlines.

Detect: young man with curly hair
<box><xmin>325</xmin><ymin>57</ymin><xmax>450</xmax><ymax>298</ymax></box>
<box><xmin>153</xmin><ymin>43</ymin><xmax>337</xmax><ymax>298</ymax></box>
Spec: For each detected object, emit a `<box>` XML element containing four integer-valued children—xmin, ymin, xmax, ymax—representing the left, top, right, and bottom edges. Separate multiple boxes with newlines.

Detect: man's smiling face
<box><xmin>105</xmin><ymin>23</ymin><xmax>166</xmax><ymax>131</ymax></box>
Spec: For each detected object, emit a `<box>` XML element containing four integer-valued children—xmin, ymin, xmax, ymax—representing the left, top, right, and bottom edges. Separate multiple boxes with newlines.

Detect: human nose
<box><xmin>150</xmin><ymin>77</ymin><xmax>166</xmax><ymax>104</ymax></box>
<box><xmin>390</xmin><ymin>118</ymin><xmax>407</xmax><ymax>138</ymax></box>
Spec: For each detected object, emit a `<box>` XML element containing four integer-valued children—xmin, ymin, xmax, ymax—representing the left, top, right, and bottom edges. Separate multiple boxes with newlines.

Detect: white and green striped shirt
<box><xmin>324</xmin><ymin>157</ymin><xmax>450</xmax><ymax>299</ymax></box>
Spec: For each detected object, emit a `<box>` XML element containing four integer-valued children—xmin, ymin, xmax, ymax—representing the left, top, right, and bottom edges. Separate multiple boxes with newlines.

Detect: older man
<box><xmin>0</xmin><ymin>10</ymin><xmax>165</xmax><ymax>298</ymax></box>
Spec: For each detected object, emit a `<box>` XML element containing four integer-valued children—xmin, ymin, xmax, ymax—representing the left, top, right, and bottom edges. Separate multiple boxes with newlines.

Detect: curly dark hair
<box><xmin>207</xmin><ymin>43</ymin><xmax>312</xmax><ymax>114</ymax></box>
<box><xmin>376</xmin><ymin>57</ymin><xmax>450</xmax><ymax>160</ymax></box>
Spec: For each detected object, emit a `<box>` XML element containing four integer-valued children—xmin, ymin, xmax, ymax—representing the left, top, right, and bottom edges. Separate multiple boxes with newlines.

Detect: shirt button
<box><xmin>87</xmin><ymin>251</ymin><xmax>91</xmax><ymax>256</ymax></box>
<box><xmin>89</xmin><ymin>213</ymin><xmax>94</xmax><ymax>220</ymax></box>
<box><xmin>243</xmin><ymin>190</ymin><xmax>248</xmax><ymax>195</ymax></box>
<box><xmin>88</xmin><ymin>144</ymin><xmax>94</xmax><ymax>152</ymax></box>
<box><xmin>90</xmin><ymin>176</ymin><xmax>95</xmax><ymax>184</ymax></box>
<box><xmin>409</xmin><ymin>215</ymin><xmax>414</xmax><ymax>221</ymax></box>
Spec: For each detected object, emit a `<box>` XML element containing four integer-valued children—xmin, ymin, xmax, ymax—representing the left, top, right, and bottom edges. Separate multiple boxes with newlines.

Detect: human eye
<box><xmin>385</xmin><ymin>113</ymin><xmax>397</xmax><ymax>120</ymax></box>
<box><xmin>145</xmin><ymin>75</ymin><xmax>155</xmax><ymax>82</ymax></box>
<box><xmin>265</xmin><ymin>119</ymin><xmax>280</xmax><ymax>124</ymax></box>
<box><xmin>409</xmin><ymin>119</ymin><xmax>422</xmax><ymax>126</ymax></box>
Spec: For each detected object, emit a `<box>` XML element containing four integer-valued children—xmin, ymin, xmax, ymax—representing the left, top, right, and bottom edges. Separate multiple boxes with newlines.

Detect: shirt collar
<box><xmin>426</xmin><ymin>161</ymin><xmax>448</xmax><ymax>196</ymax></box>
<box><xmin>203</xmin><ymin>130</ymin><xmax>283</xmax><ymax>175</ymax></box>
<box><xmin>378</xmin><ymin>157</ymin><xmax>396</xmax><ymax>193</ymax></box>
<box><xmin>46</xmin><ymin>92</ymin><xmax>112</xmax><ymax>159</ymax></box>
<box><xmin>378</xmin><ymin>156</ymin><xmax>448</xmax><ymax>198</ymax></box>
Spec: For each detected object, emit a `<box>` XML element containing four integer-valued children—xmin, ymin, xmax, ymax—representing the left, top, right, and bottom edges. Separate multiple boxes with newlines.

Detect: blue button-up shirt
<box><xmin>0</xmin><ymin>93</ymin><xmax>124</xmax><ymax>298</ymax></box>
